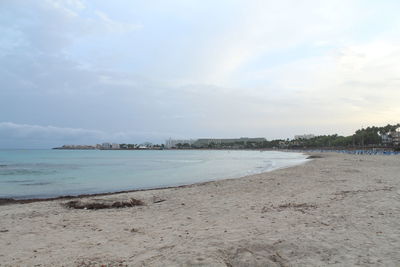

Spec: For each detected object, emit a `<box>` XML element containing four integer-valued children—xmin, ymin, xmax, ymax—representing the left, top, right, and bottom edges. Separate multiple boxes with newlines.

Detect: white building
<box><xmin>111</xmin><ymin>143</ymin><xmax>120</xmax><ymax>149</ymax></box>
<box><xmin>165</xmin><ymin>138</ymin><xmax>196</xmax><ymax>148</ymax></box>
<box><xmin>381</xmin><ymin>128</ymin><xmax>400</xmax><ymax>146</ymax></box>
<box><xmin>381</xmin><ymin>134</ymin><xmax>392</xmax><ymax>146</ymax></box>
<box><xmin>101</xmin><ymin>143</ymin><xmax>111</xmax><ymax>149</ymax></box>
<box><xmin>294</xmin><ymin>134</ymin><xmax>315</xmax><ymax>140</ymax></box>
<box><xmin>392</xmin><ymin>129</ymin><xmax>400</xmax><ymax>146</ymax></box>
<box><xmin>192</xmin><ymin>137</ymin><xmax>266</xmax><ymax>147</ymax></box>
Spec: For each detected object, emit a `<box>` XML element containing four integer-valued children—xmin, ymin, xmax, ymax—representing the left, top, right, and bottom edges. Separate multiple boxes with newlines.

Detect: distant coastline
<box><xmin>52</xmin><ymin>145</ymin><xmax>163</xmax><ymax>151</ymax></box>
<box><xmin>53</xmin><ymin>123</ymin><xmax>400</xmax><ymax>151</ymax></box>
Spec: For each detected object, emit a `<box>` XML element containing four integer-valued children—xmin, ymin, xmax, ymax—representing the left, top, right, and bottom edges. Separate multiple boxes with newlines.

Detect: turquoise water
<box><xmin>0</xmin><ymin>150</ymin><xmax>308</xmax><ymax>199</ymax></box>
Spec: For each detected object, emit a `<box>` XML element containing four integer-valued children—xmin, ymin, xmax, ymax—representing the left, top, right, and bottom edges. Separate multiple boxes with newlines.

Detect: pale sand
<box><xmin>0</xmin><ymin>152</ymin><xmax>399</xmax><ymax>266</ymax></box>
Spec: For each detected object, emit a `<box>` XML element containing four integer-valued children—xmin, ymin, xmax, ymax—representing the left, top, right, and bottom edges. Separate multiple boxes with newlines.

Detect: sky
<box><xmin>1</xmin><ymin>0</ymin><xmax>400</xmax><ymax>148</ymax></box>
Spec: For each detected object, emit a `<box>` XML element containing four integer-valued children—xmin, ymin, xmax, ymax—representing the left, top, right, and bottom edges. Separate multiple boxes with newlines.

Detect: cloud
<box><xmin>1</xmin><ymin>1</ymin><xmax>400</xmax><ymax>148</ymax></box>
<box><xmin>0</xmin><ymin>0</ymin><xmax>141</xmax><ymax>56</ymax></box>
<box><xmin>242</xmin><ymin>39</ymin><xmax>400</xmax><ymax>128</ymax></box>
<box><xmin>44</xmin><ymin>0</ymin><xmax>86</xmax><ymax>17</ymax></box>
<box><xmin>172</xmin><ymin>0</ymin><xmax>374</xmax><ymax>86</ymax></box>
<box><xmin>94</xmin><ymin>10</ymin><xmax>142</xmax><ymax>34</ymax></box>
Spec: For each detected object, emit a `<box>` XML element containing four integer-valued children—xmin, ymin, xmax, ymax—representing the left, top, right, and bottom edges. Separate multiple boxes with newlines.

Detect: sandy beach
<box><xmin>0</xmin><ymin>152</ymin><xmax>399</xmax><ymax>266</ymax></box>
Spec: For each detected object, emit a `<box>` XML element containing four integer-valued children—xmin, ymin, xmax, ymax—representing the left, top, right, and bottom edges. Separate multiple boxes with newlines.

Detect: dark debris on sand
<box><xmin>306</xmin><ymin>155</ymin><xmax>323</xmax><ymax>159</ymax></box>
<box><xmin>64</xmin><ymin>198</ymin><xmax>144</xmax><ymax>210</ymax></box>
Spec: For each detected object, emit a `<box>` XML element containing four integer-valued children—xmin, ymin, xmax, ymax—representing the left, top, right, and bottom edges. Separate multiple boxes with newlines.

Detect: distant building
<box><xmin>192</xmin><ymin>137</ymin><xmax>266</xmax><ymax>148</ymax></box>
<box><xmin>101</xmin><ymin>143</ymin><xmax>111</xmax><ymax>149</ymax></box>
<box><xmin>55</xmin><ymin>144</ymin><xmax>95</xmax><ymax>150</ymax></box>
<box><xmin>392</xmin><ymin>130</ymin><xmax>400</xmax><ymax>146</ymax></box>
<box><xmin>119</xmin><ymin>144</ymin><xmax>128</xmax><ymax>149</ymax></box>
<box><xmin>381</xmin><ymin>134</ymin><xmax>393</xmax><ymax>146</ymax></box>
<box><xmin>279</xmin><ymin>140</ymin><xmax>289</xmax><ymax>148</ymax></box>
<box><xmin>380</xmin><ymin>128</ymin><xmax>400</xmax><ymax>147</ymax></box>
<box><xmin>111</xmin><ymin>143</ymin><xmax>120</xmax><ymax>149</ymax></box>
<box><xmin>165</xmin><ymin>138</ymin><xmax>196</xmax><ymax>148</ymax></box>
<box><xmin>294</xmin><ymin>134</ymin><xmax>315</xmax><ymax>140</ymax></box>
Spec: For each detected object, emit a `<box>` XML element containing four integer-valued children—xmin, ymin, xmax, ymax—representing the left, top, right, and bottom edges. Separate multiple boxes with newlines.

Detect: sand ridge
<box><xmin>0</xmin><ymin>152</ymin><xmax>399</xmax><ymax>266</ymax></box>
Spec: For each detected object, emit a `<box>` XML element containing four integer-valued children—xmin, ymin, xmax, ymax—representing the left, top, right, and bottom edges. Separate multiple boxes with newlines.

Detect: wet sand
<box><xmin>0</xmin><ymin>152</ymin><xmax>399</xmax><ymax>266</ymax></box>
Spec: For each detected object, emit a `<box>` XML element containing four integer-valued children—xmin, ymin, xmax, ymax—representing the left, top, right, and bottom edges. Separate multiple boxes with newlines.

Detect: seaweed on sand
<box><xmin>64</xmin><ymin>198</ymin><xmax>144</xmax><ymax>210</ymax></box>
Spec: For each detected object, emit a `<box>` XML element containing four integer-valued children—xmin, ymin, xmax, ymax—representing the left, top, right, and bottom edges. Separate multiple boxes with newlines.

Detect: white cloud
<box><xmin>243</xmin><ymin>39</ymin><xmax>400</xmax><ymax>128</ymax></box>
<box><xmin>94</xmin><ymin>10</ymin><xmax>142</xmax><ymax>34</ymax></box>
<box><xmin>180</xmin><ymin>0</ymin><xmax>370</xmax><ymax>86</ymax></box>
<box><xmin>0</xmin><ymin>0</ymin><xmax>141</xmax><ymax>57</ymax></box>
<box><xmin>44</xmin><ymin>0</ymin><xmax>85</xmax><ymax>17</ymax></box>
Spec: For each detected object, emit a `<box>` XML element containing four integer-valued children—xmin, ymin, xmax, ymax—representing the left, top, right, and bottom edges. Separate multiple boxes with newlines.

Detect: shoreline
<box><xmin>3</xmin><ymin>148</ymin><xmax>398</xmax><ymax>205</ymax></box>
<box><xmin>0</xmin><ymin>150</ymin><xmax>310</xmax><ymax>205</ymax></box>
<box><xmin>1</xmin><ymin>152</ymin><xmax>399</xmax><ymax>266</ymax></box>
<box><xmin>0</xmin><ymin>179</ymin><xmax>230</xmax><ymax>206</ymax></box>
<box><xmin>0</xmin><ymin>152</ymin><xmax>311</xmax><ymax>205</ymax></box>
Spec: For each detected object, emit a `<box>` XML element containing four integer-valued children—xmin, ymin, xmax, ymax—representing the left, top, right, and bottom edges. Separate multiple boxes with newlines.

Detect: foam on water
<box><xmin>0</xmin><ymin>150</ymin><xmax>308</xmax><ymax>199</ymax></box>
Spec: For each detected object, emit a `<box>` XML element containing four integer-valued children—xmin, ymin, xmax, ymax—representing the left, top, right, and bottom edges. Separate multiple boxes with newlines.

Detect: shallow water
<box><xmin>0</xmin><ymin>150</ymin><xmax>308</xmax><ymax>199</ymax></box>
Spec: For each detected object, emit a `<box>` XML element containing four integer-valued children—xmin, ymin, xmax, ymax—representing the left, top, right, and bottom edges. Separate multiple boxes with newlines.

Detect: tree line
<box><xmin>173</xmin><ymin>124</ymin><xmax>400</xmax><ymax>150</ymax></box>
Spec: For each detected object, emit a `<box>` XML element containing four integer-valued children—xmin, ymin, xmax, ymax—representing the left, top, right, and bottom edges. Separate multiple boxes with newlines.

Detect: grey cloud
<box><xmin>0</xmin><ymin>0</ymin><xmax>140</xmax><ymax>56</ymax></box>
<box><xmin>0</xmin><ymin>42</ymin><xmax>197</xmax><ymax>138</ymax></box>
<box><xmin>1</xmin><ymin>0</ymin><xmax>399</xmax><ymax>148</ymax></box>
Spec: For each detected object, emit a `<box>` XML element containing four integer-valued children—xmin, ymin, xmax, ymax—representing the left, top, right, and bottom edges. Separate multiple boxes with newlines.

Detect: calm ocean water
<box><xmin>0</xmin><ymin>150</ymin><xmax>308</xmax><ymax>199</ymax></box>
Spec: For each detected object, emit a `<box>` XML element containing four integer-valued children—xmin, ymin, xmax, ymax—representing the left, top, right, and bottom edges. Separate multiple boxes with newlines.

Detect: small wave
<box><xmin>33</xmin><ymin>163</ymin><xmax>81</xmax><ymax>169</ymax></box>
<box><xmin>0</xmin><ymin>169</ymin><xmax>51</xmax><ymax>176</ymax></box>
<box><xmin>155</xmin><ymin>159</ymin><xmax>204</xmax><ymax>164</ymax></box>
<box><xmin>2</xmin><ymin>179</ymin><xmax>35</xmax><ymax>184</ymax></box>
<box><xmin>20</xmin><ymin>182</ymin><xmax>53</xmax><ymax>186</ymax></box>
<box><xmin>60</xmin><ymin>176</ymin><xmax>76</xmax><ymax>180</ymax></box>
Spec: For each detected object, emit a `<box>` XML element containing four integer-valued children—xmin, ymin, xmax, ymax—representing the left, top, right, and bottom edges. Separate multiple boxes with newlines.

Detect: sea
<box><xmin>0</xmin><ymin>149</ymin><xmax>308</xmax><ymax>199</ymax></box>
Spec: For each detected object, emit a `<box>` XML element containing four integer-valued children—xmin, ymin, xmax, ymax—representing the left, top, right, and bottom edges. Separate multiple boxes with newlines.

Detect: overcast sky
<box><xmin>1</xmin><ymin>0</ymin><xmax>400</xmax><ymax>148</ymax></box>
